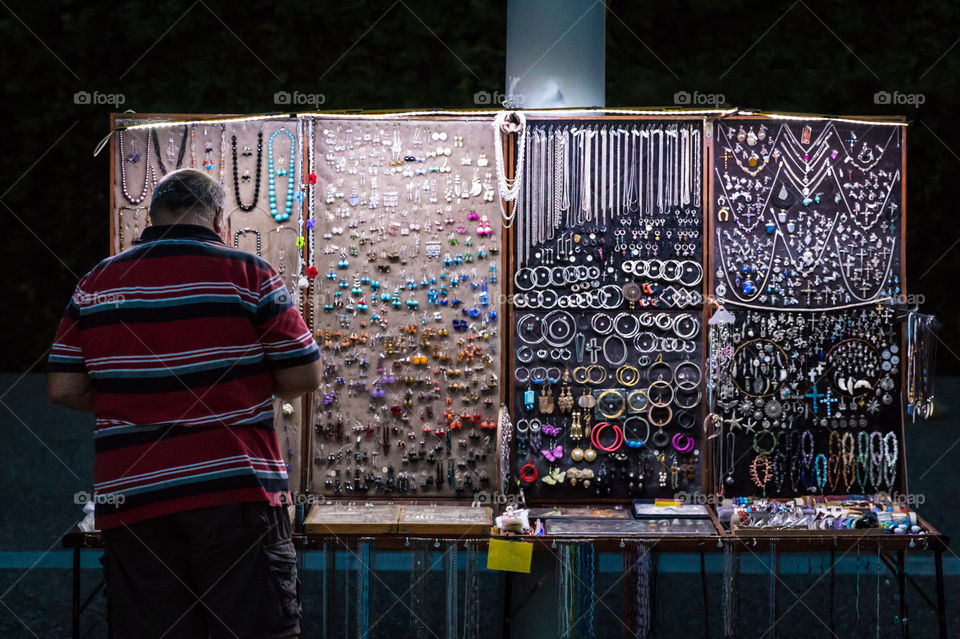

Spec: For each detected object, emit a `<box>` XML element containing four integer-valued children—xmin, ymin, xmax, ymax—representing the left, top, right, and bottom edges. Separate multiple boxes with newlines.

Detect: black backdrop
<box><xmin>2</xmin><ymin>0</ymin><xmax>958</xmax><ymax>373</ymax></box>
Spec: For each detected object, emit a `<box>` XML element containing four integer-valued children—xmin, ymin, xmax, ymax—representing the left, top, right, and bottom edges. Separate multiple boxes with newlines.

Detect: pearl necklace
<box><xmin>268</xmin><ymin>128</ymin><xmax>296</xmax><ymax>222</ymax></box>
<box><xmin>493</xmin><ymin>110</ymin><xmax>526</xmax><ymax>226</ymax></box>
<box><xmin>119</xmin><ymin>129</ymin><xmax>153</xmax><ymax>205</ymax></box>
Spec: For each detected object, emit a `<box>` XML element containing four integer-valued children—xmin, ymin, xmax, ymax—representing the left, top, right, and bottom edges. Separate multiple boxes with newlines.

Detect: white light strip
<box><xmin>121</xmin><ymin>114</ymin><xmax>293</xmax><ymax>130</ymax></box>
<box><xmin>736</xmin><ymin>110</ymin><xmax>908</xmax><ymax>127</ymax></box>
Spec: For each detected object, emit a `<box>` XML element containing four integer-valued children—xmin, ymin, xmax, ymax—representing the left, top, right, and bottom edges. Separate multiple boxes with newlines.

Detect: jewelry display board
<box><xmin>509</xmin><ymin>118</ymin><xmax>706</xmax><ymax>501</ymax></box>
<box><xmin>708</xmin><ymin>306</ymin><xmax>904</xmax><ymax>497</ymax></box>
<box><xmin>305</xmin><ymin>116</ymin><xmax>504</xmax><ymax>498</ymax></box>
<box><xmin>711</xmin><ymin>118</ymin><xmax>903</xmax><ymax>310</ymax></box>
<box><xmin>707</xmin><ymin>115</ymin><xmax>908</xmax><ymax>500</ymax></box>
<box><xmin>109</xmin><ymin>114</ymin><xmax>310</xmax><ymax>491</ymax></box>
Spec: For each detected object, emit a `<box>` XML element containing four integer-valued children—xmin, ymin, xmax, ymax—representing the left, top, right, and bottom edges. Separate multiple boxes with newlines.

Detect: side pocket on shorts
<box><xmin>263</xmin><ymin>538</ymin><xmax>301</xmax><ymax>623</ymax></box>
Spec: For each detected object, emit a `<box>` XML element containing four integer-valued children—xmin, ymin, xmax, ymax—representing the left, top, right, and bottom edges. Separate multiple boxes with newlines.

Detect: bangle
<box><xmin>520</xmin><ymin>463</ymin><xmax>538</xmax><ymax>483</ymax></box>
<box><xmin>676</xmin><ymin>410</ymin><xmax>696</xmax><ymax>430</ymax></box>
<box><xmin>647</xmin><ymin>359</ymin><xmax>673</xmax><ymax>383</ymax></box>
<box><xmin>627</xmin><ymin>389</ymin><xmax>649</xmax><ymax>412</ymax></box>
<box><xmin>517</xmin><ymin>346</ymin><xmax>534</xmax><ymax>364</ymax></box>
<box><xmin>648</xmin><ymin>404</ymin><xmax>673</xmax><ymax>428</ymax></box>
<box><xmin>623</xmin><ymin>416</ymin><xmax>650</xmax><ymax>448</ymax></box>
<box><xmin>674</xmin><ymin>361</ymin><xmax>702</xmax><ymax>390</ymax></box>
<box><xmin>674</xmin><ymin>386</ymin><xmax>701</xmax><ymax>410</ymax></box>
<box><xmin>647</xmin><ymin>380</ymin><xmax>675</xmax><ymax>408</ymax></box>
<box><xmin>597</xmin><ymin>389</ymin><xmax>626</xmax><ymax>419</ymax></box>
<box><xmin>591</xmin><ymin>421</ymin><xmax>624</xmax><ymax>452</ymax></box>
<box><xmin>651</xmin><ymin>426</ymin><xmax>670</xmax><ymax>448</ymax></box>
<box><xmin>516</xmin><ymin>314</ymin><xmax>545</xmax><ymax>345</ymax></box>
<box><xmin>616</xmin><ymin>364</ymin><xmax>640</xmax><ymax>387</ymax></box>
<box><xmin>543</xmin><ymin>310</ymin><xmax>576</xmax><ymax>347</ymax></box>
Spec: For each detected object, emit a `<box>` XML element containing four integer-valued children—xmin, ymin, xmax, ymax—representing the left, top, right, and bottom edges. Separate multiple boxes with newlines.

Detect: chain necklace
<box><xmin>493</xmin><ymin>110</ymin><xmax>526</xmax><ymax>225</ymax></box>
<box><xmin>119</xmin><ymin>129</ymin><xmax>153</xmax><ymax>205</ymax></box>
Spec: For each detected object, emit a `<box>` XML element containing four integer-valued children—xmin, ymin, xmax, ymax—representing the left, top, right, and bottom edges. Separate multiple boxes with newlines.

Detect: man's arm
<box><xmin>47</xmin><ymin>372</ymin><xmax>95</xmax><ymax>412</ymax></box>
<box><xmin>272</xmin><ymin>360</ymin><xmax>321</xmax><ymax>399</ymax></box>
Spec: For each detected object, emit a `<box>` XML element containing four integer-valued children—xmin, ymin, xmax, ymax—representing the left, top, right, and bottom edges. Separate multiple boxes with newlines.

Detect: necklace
<box><xmin>493</xmin><ymin>111</ymin><xmax>526</xmax><ymax>225</ymax></box>
<box><xmin>118</xmin><ymin>129</ymin><xmax>153</xmax><ymax>204</ymax></box>
<box><xmin>232</xmin><ymin>130</ymin><xmax>263</xmax><ymax>212</ymax></box>
<box><xmin>152</xmin><ymin>126</ymin><xmax>188</xmax><ymax>175</ymax></box>
<box><xmin>268</xmin><ymin>128</ymin><xmax>296</xmax><ymax>222</ymax></box>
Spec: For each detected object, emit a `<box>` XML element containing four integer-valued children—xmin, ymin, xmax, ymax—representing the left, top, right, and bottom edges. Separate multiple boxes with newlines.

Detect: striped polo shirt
<box><xmin>47</xmin><ymin>225</ymin><xmax>319</xmax><ymax>530</ymax></box>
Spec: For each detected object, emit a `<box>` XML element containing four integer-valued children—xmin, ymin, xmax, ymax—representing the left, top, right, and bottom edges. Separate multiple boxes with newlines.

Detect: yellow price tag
<box><xmin>486</xmin><ymin>538</ymin><xmax>533</xmax><ymax>573</ymax></box>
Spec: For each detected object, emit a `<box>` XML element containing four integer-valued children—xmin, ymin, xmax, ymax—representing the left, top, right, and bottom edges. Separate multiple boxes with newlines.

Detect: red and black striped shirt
<box><xmin>48</xmin><ymin>225</ymin><xmax>318</xmax><ymax>529</ymax></box>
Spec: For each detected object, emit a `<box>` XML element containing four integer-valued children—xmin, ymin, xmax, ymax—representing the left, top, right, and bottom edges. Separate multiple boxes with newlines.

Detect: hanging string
<box><xmin>463</xmin><ymin>540</ymin><xmax>479</xmax><ymax>639</ymax></box>
<box><xmin>636</xmin><ymin>543</ymin><xmax>651</xmax><ymax>638</ymax></box>
<box><xmin>444</xmin><ymin>541</ymin><xmax>458</xmax><ymax>639</ymax></box>
<box><xmin>722</xmin><ymin>542</ymin><xmax>738</xmax><ymax>637</ymax></box>
<box><xmin>411</xmin><ymin>539</ymin><xmax>430</xmax><ymax>639</ymax></box>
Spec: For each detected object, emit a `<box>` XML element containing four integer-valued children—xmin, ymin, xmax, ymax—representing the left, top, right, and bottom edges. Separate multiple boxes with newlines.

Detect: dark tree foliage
<box><xmin>1</xmin><ymin>0</ymin><xmax>957</xmax><ymax>371</ymax></box>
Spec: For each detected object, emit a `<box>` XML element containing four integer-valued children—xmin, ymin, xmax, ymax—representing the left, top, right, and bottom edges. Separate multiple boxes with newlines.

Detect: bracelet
<box><xmin>753</xmin><ymin>429</ymin><xmax>778</xmax><ymax>455</ymax></box>
<box><xmin>647</xmin><ymin>358</ymin><xmax>673</xmax><ymax>384</ymax></box>
<box><xmin>651</xmin><ymin>426</ymin><xmax>670</xmax><ymax>448</ymax></box>
<box><xmin>674</xmin><ymin>361</ymin><xmax>702</xmax><ymax>390</ymax></box>
<box><xmin>590</xmin><ymin>421</ymin><xmax>624</xmax><ymax>452</ymax></box>
<box><xmin>627</xmin><ymin>389</ymin><xmax>649</xmax><ymax>413</ymax></box>
<box><xmin>597</xmin><ymin>389</ymin><xmax>626</xmax><ymax>419</ymax></box>
<box><xmin>648</xmin><ymin>403</ymin><xmax>673</xmax><ymax>428</ymax></box>
<box><xmin>647</xmin><ymin>379</ymin><xmax>675</xmax><ymax>408</ymax></box>
<box><xmin>674</xmin><ymin>386</ymin><xmax>702</xmax><ymax>410</ymax></box>
<box><xmin>676</xmin><ymin>410</ymin><xmax>696</xmax><ymax>430</ymax></box>
<box><xmin>623</xmin><ymin>416</ymin><xmax>650</xmax><ymax>448</ymax></box>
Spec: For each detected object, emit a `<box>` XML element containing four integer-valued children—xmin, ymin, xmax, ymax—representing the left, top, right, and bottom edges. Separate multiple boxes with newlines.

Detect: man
<box><xmin>47</xmin><ymin>167</ymin><xmax>320</xmax><ymax>638</ymax></box>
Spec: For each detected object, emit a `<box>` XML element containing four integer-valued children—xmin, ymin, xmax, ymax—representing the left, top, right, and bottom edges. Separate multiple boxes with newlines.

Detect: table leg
<box><xmin>72</xmin><ymin>546</ymin><xmax>80</xmax><ymax>639</ymax></box>
<box><xmin>935</xmin><ymin>549</ymin><xmax>947</xmax><ymax>639</ymax></box>
<box><xmin>898</xmin><ymin>550</ymin><xmax>908</xmax><ymax>639</ymax></box>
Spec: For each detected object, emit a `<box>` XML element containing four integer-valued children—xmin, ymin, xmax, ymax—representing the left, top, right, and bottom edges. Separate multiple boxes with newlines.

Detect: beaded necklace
<box><xmin>268</xmin><ymin>128</ymin><xmax>296</xmax><ymax>222</ymax></box>
<box><xmin>232</xmin><ymin>131</ymin><xmax>263</xmax><ymax>212</ymax></box>
<box><xmin>118</xmin><ymin>129</ymin><xmax>153</xmax><ymax>204</ymax></box>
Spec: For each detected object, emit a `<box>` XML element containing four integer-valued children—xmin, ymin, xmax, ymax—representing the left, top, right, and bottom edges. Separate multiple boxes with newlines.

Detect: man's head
<box><xmin>149</xmin><ymin>168</ymin><xmax>225</xmax><ymax>231</ymax></box>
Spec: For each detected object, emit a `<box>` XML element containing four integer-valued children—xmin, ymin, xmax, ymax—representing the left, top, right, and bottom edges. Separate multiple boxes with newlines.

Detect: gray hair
<box><xmin>149</xmin><ymin>168</ymin><xmax>225</xmax><ymax>224</ymax></box>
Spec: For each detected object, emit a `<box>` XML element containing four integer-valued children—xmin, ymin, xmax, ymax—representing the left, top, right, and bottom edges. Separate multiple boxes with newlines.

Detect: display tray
<box><xmin>527</xmin><ymin>506</ymin><xmax>632</xmax><ymax>519</ymax></box>
<box><xmin>543</xmin><ymin>517</ymin><xmax>717</xmax><ymax>536</ymax></box>
<box><xmin>396</xmin><ymin>505</ymin><xmax>493</xmax><ymax>535</ymax></box>
<box><xmin>633</xmin><ymin>502</ymin><xmax>711</xmax><ymax>519</ymax></box>
<box><xmin>304</xmin><ymin>503</ymin><xmax>402</xmax><ymax>534</ymax></box>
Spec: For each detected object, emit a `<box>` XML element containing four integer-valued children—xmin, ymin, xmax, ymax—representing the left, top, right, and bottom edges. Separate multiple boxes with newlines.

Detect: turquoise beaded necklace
<box><xmin>268</xmin><ymin>128</ymin><xmax>296</xmax><ymax>222</ymax></box>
